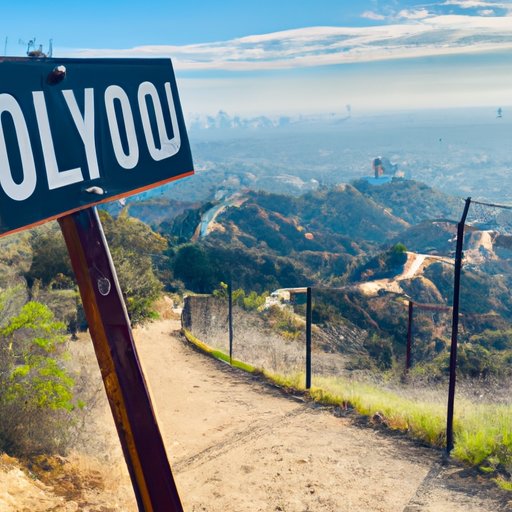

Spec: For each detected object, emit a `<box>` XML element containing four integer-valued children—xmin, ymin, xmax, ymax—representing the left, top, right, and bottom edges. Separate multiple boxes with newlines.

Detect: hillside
<box><xmin>2</xmin><ymin>177</ymin><xmax>512</xmax><ymax>507</ymax></box>
<box><xmin>2</xmin><ymin>176</ymin><xmax>512</xmax><ymax>390</ymax></box>
<box><xmin>163</xmin><ymin>183</ymin><xmax>414</xmax><ymax>288</ymax></box>
<box><xmin>352</xmin><ymin>179</ymin><xmax>463</xmax><ymax>224</ymax></box>
<box><xmin>157</xmin><ymin>179</ymin><xmax>512</xmax><ymax>378</ymax></box>
<box><xmin>162</xmin><ymin>179</ymin><xmax>484</xmax><ymax>292</ymax></box>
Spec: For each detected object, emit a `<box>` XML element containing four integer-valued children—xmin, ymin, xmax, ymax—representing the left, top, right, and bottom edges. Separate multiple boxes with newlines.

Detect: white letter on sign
<box><xmin>104</xmin><ymin>85</ymin><xmax>139</xmax><ymax>169</ymax></box>
<box><xmin>33</xmin><ymin>91</ymin><xmax>84</xmax><ymax>190</ymax></box>
<box><xmin>63</xmin><ymin>89</ymin><xmax>100</xmax><ymax>180</ymax></box>
<box><xmin>0</xmin><ymin>94</ymin><xmax>37</xmax><ymax>201</ymax></box>
<box><xmin>138</xmin><ymin>81</ymin><xmax>181</xmax><ymax>161</ymax></box>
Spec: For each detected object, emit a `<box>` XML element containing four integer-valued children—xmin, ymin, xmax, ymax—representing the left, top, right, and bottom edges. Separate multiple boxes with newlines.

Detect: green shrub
<box><xmin>100</xmin><ymin>211</ymin><xmax>166</xmax><ymax>325</ymax></box>
<box><xmin>392</xmin><ymin>242</ymin><xmax>407</xmax><ymax>254</ymax></box>
<box><xmin>470</xmin><ymin>329</ymin><xmax>512</xmax><ymax>351</ymax></box>
<box><xmin>363</xmin><ymin>334</ymin><xmax>394</xmax><ymax>370</ymax></box>
<box><xmin>264</xmin><ymin>305</ymin><xmax>304</xmax><ymax>340</ymax></box>
<box><xmin>0</xmin><ymin>293</ymin><xmax>78</xmax><ymax>456</ymax></box>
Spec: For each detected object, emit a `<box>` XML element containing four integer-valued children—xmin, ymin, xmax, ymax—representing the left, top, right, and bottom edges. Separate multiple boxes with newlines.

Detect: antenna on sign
<box><xmin>18</xmin><ymin>37</ymin><xmax>52</xmax><ymax>58</ymax></box>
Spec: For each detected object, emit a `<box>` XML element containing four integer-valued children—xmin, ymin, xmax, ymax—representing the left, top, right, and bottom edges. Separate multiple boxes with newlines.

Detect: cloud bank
<box><xmin>59</xmin><ymin>13</ymin><xmax>512</xmax><ymax>72</ymax></box>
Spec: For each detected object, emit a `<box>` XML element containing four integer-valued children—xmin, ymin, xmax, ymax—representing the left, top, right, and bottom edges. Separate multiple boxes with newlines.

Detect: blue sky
<box><xmin>2</xmin><ymin>1</ymin><xmax>512</xmax><ymax>116</ymax></box>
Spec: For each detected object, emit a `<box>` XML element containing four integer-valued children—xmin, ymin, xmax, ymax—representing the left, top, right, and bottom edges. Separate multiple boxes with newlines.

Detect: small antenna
<box><xmin>18</xmin><ymin>37</ymin><xmax>53</xmax><ymax>58</ymax></box>
<box><xmin>3</xmin><ymin>36</ymin><xmax>7</xmax><ymax>56</ymax></box>
<box><xmin>17</xmin><ymin>37</ymin><xmax>53</xmax><ymax>59</ymax></box>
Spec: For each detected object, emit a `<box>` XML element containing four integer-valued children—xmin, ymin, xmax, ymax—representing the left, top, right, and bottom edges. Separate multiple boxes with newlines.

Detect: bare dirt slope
<box><xmin>358</xmin><ymin>251</ymin><xmax>453</xmax><ymax>297</ymax></box>
<box><xmin>2</xmin><ymin>319</ymin><xmax>511</xmax><ymax>511</ymax></box>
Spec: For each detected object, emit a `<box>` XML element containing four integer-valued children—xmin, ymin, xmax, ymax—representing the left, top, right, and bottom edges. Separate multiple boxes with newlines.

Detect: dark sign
<box><xmin>0</xmin><ymin>57</ymin><xmax>193</xmax><ymax>237</ymax></box>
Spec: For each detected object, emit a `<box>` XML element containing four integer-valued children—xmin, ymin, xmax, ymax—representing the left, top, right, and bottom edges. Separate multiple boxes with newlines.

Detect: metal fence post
<box><xmin>228</xmin><ymin>277</ymin><xmax>233</xmax><ymax>365</ymax></box>
<box><xmin>446</xmin><ymin>197</ymin><xmax>471</xmax><ymax>455</ymax></box>
<box><xmin>306</xmin><ymin>287</ymin><xmax>312</xmax><ymax>389</ymax></box>
<box><xmin>406</xmin><ymin>301</ymin><xmax>414</xmax><ymax>372</ymax></box>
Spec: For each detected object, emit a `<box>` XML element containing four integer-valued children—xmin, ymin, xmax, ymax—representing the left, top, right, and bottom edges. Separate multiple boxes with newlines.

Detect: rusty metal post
<box><xmin>306</xmin><ymin>287</ymin><xmax>312</xmax><ymax>389</ymax></box>
<box><xmin>446</xmin><ymin>197</ymin><xmax>471</xmax><ymax>455</ymax></box>
<box><xmin>59</xmin><ymin>207</ymin><xmax>183</xmax><ymax>512</ymax></box>
<box><xmin>406</xmin><ymin>301</ymin><xmax>413</xmax><ymax>372</ymax></box>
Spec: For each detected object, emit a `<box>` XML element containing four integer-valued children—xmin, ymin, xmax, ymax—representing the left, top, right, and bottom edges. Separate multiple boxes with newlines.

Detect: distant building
<box><xmin>365</xmin><ymin>176</ymin><xmax>393</xmax><ymax>186</ymax></box>
<box><xmin>365</xmin><ymin>156</ymin><xmax>405</xmax><ymax>185</ymax></box>
<box><xmin>373</xmin><ymin>157</ymin><xmax>384</xmax><ymax>178</ymax></box>
<box><xmin>264</xmin><ymin>288</ymin><xmax>308</xmax><ymax>309</ymax></box>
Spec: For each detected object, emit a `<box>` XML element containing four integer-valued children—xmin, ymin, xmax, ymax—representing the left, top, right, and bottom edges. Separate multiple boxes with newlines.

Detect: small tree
<box><xmin>26</xmin><ymin>225</ymin><xmax>73</xmax><ymax>287</ymax></box>
<box><xmin>100</xmin><ymin>211</ymin><xmax>166</xmax><ymax>324</ymax></box>
<box><xmin>0</xmin><ymin>290</ymin><xmax>78</xmax><ymax>456</ymax></box>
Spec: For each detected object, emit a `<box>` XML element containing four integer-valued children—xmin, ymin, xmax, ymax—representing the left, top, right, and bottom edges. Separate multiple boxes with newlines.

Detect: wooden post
<box><xmin>59</xmin><ymin>207</ymin><xmax>183</xmax><ymax>512</ymax></box>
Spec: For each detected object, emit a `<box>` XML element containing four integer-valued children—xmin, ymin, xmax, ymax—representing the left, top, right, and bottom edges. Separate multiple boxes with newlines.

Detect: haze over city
<box><xmin>2</xmin><ymin>0</ymin><xmax>512</xmax><ymax>115</ymax></box>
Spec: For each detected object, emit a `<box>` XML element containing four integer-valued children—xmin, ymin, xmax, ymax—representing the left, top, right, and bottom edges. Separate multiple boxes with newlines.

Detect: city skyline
<box><xmin>2</xmin><ymin>1</ymin><xmax>512</xmax><ymax>115</ymax></box>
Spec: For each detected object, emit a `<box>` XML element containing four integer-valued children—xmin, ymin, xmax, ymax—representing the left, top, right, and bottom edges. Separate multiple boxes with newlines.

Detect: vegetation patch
<box><xmin>0</xmin><ymin>289</ymin><xmax>81</xmax><ymax>456</ymax></box>
<box><xmin>182</xmin><ymin>328</ymin><xmax>257</xmax><ymax>374</ymax></box>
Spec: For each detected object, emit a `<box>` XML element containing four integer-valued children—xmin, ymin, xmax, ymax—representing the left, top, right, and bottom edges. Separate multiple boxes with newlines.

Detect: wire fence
<box><xmin>182</xmin><ymin>196</ymin><xmax>512</xmax><ymax>459</ymax></box>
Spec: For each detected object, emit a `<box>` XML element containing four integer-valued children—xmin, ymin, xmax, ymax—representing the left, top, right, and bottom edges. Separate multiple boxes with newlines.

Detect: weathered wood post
<box><xmin>60</xmin><ymin>208</ymin><xmax>183</xmax><ymax>511</ymax></box>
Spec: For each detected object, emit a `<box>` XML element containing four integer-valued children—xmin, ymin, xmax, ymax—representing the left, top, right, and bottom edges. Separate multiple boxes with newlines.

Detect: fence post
<box><xmin>446</xmin><ymin>197</ymin><xmax>471</xmax><ymax>455</ymax></box>
<box><xmin>306</xmin><ymin>287</ymin><xmax>312</xmax><ymax>390</ymax></box>
<box><xmin>406</xmin><ymin>301</ymin><xmax>414</xmax><ymax>372</ymax></box>
<box><xmin>228</xmin><ymin>278</ymin><xmax>233</xmax><ymax>365</ymax></box>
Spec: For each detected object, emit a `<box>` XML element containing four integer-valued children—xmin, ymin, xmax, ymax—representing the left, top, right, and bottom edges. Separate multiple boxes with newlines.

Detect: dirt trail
<box><xmin>134</xmin><ymin>320</ymin><xmax>509</xmax><ymax>511</ymax></box>
<box><xmin>3</xmin><ymin>319</ymin><xmax>511</xmax><ymax>511</ymax></box>
<box><xmin>465</xmin><ymin>230</ymin><xmax>497</xmax><ymax>264</ymax></box>
<box><xmin>359</xmin><ymin>252</ymin><xmax>453</xmax><ymax>296</ymax></box>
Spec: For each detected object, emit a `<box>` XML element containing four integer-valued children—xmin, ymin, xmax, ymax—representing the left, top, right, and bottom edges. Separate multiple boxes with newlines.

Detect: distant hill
<box><xmin>99</xmin><ymin>176</ymin><xmax>512</xmax><ymax>375</ymax></box>
<box><xmin>162</xmin><ymin>183</ymin><xmax>417</xmax><ymax>286</ymax></box>
<box><xmin>392</xmin><ymin>220</ymin><xmax>457</xmax><ymax>256</ymax></box>
<box><xmin>136</xmin><ymin>177</ymin><xmax>509</xmax><ymax>321</ymax></box>
<box><xmin>220</xmin><ymin>184</ymin><xmax>408</xmax><ymax>248</ymax></box>
<box><xmin>352</xmin><ymin>179</ymin><xmax>462</xmax><ymax>224</ymax></box>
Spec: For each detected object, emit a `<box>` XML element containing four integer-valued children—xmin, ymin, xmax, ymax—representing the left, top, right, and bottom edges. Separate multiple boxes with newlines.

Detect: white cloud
<box><xmin>442</xmin><ymin>0</ymin><xmax>512</xmax><ymax>9</ymax></box>
<box><xmin>58</xmin><ymin>15</ymin><xmax>512</xmax><ymax>72</ymax></box>
<box><xmin>479</xmin><ymin>8</ymin><xmax>497</xmax><ymax>13</ymax></box>
<box><xmin>361</xmin><ymin>10</ymin><xmax>386</xmax><ymax>20</ymax></box>
<box><xmin>398</xmin><ymin>8</ymin><xmax>431</xmax><ymax>19</ymax></box>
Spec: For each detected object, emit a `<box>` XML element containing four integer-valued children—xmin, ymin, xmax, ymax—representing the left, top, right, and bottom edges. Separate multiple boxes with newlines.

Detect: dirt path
<box><xmin>131</xmin><ymin>320</ymin><xmax>509</xmax><ymax>512</ymax></box>
<box><xmin>359</xmin><ymin>252</ymin><xmax>453</xmax><ymax>297</ymax></box>
<box><xmin>3</xmin><ymin>320</ymin><xmax>510</xmax><ymax>511</ymax></box>
<box><xmin>465</xmin><ymin>230</ymin><xmax>497</xmax><ymax>264</ymax></box>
